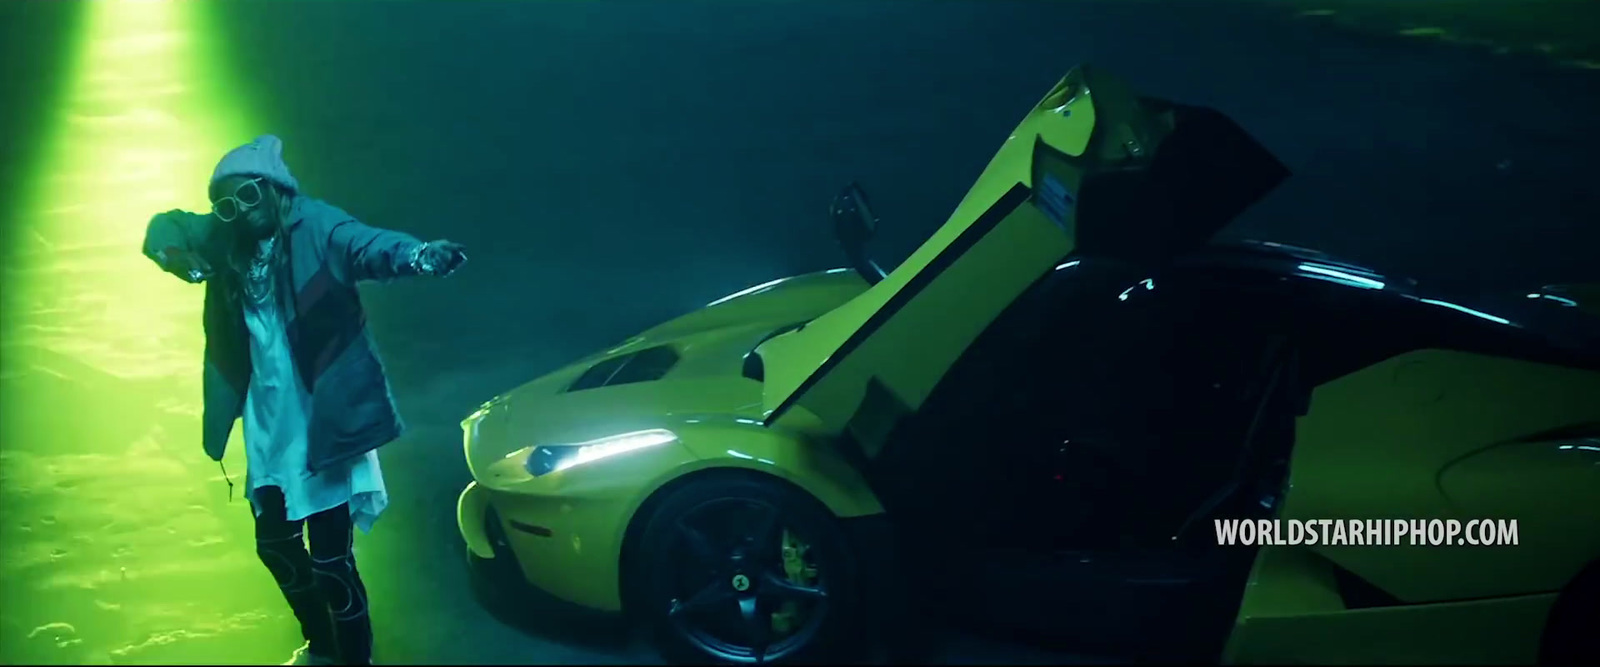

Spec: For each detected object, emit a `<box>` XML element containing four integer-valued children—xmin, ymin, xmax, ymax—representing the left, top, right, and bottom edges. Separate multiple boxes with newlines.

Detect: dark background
<box><xmin>2</xmin><ymin>1</ymin><xmax>1597</xmax><ymax>663</ymax></box>
<box><xmin>212</xmin><ymin>1</ymin><xmax>1600</xmax><ymax>415</ymax></box>
<box><xmin>4</xmin><ymin>0</ymin><xmax>1599</xmax><ymax>429</ymax></box>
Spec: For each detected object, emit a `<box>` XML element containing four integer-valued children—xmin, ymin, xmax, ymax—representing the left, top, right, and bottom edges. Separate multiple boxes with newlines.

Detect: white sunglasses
<box><xmin>211</xmin><ymin>177</ymin><xmax>265</xmax><ymax>222</ymax></box>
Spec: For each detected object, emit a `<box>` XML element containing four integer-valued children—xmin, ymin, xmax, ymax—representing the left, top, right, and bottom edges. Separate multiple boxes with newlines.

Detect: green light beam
<box><xmin>1</xmin><ymin>1</ymin><xmax>295</xmax><ymax>664</ymax></box>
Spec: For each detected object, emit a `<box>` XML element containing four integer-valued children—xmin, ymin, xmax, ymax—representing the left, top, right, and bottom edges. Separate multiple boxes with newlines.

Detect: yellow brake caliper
<box><xmin>771</xmin><ymin>528</ymin><xmax>817</xmax><ymax>635</ymax></box>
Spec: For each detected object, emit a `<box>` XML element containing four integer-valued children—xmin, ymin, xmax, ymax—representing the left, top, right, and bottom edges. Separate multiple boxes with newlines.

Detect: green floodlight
<box><xmin>0</xmin><ymin>2</ymin><xmax>289</xmax><ymax>664</ymax></box>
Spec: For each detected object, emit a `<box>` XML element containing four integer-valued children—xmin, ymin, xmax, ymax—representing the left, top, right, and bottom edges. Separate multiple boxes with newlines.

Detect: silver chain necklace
<box><xmin>243</xmin><ymin>236</ymin><xmax>277</xmax><ymax>303</ymax></box>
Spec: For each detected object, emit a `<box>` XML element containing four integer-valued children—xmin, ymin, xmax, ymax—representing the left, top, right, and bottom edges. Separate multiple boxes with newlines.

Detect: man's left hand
<box><xmin>415</xmin><ymin>240</ymin><xmax>468</xmax><ymax>277</ymax></box>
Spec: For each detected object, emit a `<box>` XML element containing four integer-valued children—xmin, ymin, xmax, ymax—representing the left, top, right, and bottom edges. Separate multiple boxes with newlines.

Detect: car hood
<box><xmin>463</xmin><ymin>269</ymin><xmax>869</xmax><ymax>468</ymax></box>
<box><xmin>609</xmin><ymin>269</ymin><xmax>868</xmax><ymax>359</ymax></box>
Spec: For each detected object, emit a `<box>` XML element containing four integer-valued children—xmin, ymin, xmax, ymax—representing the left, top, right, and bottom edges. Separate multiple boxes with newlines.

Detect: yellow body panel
<box><xmin>1225</xmin><ymin>545</ymin><xmax>1555</xmax><ymax>664</ymax></box>
<box><xmin>1278</xmin><ymin>349</ymin><xmax>1600</xmax><ymax>602</ymax></box>
<box><xmin>667</xmin><ymin>417</ymin><xmax>885</xmax><ymax>518</ymax></box>
<box><xmin>1223</xmin><ymin>348</ymin><xmax>1600</xmax><ymax>663</ymax></box>
<box><xmin>458</xmin><ymin>482</ymin><xmax>494</xmax><ymax>559</ymax></box>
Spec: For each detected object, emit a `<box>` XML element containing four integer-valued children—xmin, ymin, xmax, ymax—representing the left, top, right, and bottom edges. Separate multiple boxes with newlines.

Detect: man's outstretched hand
<box><xmin>166</xmin><ymin>250</ymin><xmax>216</xmax><ymax>284</ymax></box>
<box><xmin>414</xmin><ymin>240</ymin><xmax>468</xmax><ymax>277</ymax></box>
<box><xmin>144</xmin><ymin>209</ymin><xmax>215</xmax><ymax>283</ymax></box>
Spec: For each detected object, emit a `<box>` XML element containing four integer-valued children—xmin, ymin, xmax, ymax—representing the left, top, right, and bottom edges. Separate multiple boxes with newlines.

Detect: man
<box><xmin>142</xmin><ymin>135</ymin><xmax>467</xmax><ymax>665</ymax></box>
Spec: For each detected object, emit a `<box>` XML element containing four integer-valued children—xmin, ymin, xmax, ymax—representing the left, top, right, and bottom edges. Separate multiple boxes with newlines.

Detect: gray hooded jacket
<box><xmin>143</xmin><ymin>196</ymin><xmax>425</xmax><ymax>472</ymax></box>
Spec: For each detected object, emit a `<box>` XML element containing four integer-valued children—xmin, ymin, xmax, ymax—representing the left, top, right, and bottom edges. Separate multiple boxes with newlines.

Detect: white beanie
<box><xmin>211</xmin><ymin>134</ymin><xmax>300</xmax><ymax>193</ymax></box>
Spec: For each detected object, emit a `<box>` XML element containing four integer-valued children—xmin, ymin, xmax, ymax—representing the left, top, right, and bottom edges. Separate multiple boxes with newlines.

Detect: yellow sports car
<box><xmin>457</xmin><ymin>65</ymin><xmax>1600</xmax><ymax>664</ymax></box>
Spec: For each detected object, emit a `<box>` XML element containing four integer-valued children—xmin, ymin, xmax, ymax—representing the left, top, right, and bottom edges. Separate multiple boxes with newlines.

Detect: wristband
<box><xmin>409</xmin><ymin>241</ymin><xmax>436</xmax><ymax>275</ymax></box>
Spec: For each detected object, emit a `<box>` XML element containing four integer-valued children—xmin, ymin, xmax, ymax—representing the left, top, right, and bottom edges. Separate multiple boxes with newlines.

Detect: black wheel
<box><xmin>630</xmin><ymin>473</ymin><xmax>861</xmax><ymax>664</ymax></box>
<box><xmin>1540</xmin><ymin>561</ymin><xmax>1600</xmax><ymax>665</ymax></box>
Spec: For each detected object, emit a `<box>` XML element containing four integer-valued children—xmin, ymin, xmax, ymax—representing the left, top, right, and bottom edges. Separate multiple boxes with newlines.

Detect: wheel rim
<box><xmin>659</xmin><ymin>497</ymin><xmax>831</xmax><ymax>663</ymax></box>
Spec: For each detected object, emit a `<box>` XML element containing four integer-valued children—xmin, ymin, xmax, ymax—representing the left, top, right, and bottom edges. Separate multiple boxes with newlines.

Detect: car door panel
<box><xmin>756</xmin><ymin>65</ymin><xmax>1289</xmax><ymax>459</ymax></box>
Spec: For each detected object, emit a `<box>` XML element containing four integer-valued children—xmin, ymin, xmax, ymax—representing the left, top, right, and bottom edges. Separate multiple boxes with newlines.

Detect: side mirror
<box><xmin>830</xmin><ymin>182</ymin><xmax>887</xmax><ymax>285</ymax></box>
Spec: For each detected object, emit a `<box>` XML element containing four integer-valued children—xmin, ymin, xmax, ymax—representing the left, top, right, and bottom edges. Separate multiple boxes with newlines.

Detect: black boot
<box><xmin>282</xmin><ymin>582</ymin><xmax>339</xmax><ymax>662</ymax></box>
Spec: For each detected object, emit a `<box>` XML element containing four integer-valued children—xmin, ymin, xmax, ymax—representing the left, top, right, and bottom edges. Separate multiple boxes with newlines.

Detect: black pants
<box><xmin>251</xmin><ymin>486</ymin><xmax>372</xmax><ymax>664</ymax></box>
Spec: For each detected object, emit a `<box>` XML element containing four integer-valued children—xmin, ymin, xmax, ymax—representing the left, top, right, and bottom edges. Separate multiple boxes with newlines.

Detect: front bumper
<box><xmin>460</xmin><ymin>482</ymin><xmax>627</xmax><ymax>638</ymax></box>
<box><xmin>457</xmin><ymin>481</ymin><xmax>498</xmax><ymax>560</ymax></box>
<box><xmin>458</xmin><ymin>480</ymin><xmax>630</xmax><ymax>612</ymax></box>
<box><xmin>457</xmin><ymin>431</ymin><xmax>708</xmax><ymax>613</ymax></box>
<box><xmin>455</xmin><ymin>472</ymin><xmax>645</xmax><ymax>613</ymax></box>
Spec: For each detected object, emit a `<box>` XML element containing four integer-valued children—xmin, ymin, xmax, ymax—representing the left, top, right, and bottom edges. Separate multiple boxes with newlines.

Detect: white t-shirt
<box><xmin>240</xmin><ymin>236</ymin><xmax>388</xmax><ymax>533</ymax></box>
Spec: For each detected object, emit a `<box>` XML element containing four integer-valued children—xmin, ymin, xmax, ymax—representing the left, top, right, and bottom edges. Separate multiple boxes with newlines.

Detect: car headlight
<box><xmin>524</xmin><ymin>429</ymin><xmax>678</xmax><ymax>477</ymax></box>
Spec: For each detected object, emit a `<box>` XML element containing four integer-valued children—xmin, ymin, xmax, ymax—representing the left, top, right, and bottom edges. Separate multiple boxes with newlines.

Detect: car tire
<box><xmin>1540</xmin><ymin>561</ymin><xmax>1600</xmax><ymax>665</ymax></box>
<box><xmin>629</xmin><ymin>472</ymin><xmax>863</xmax><ymax>664</ymax></box>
